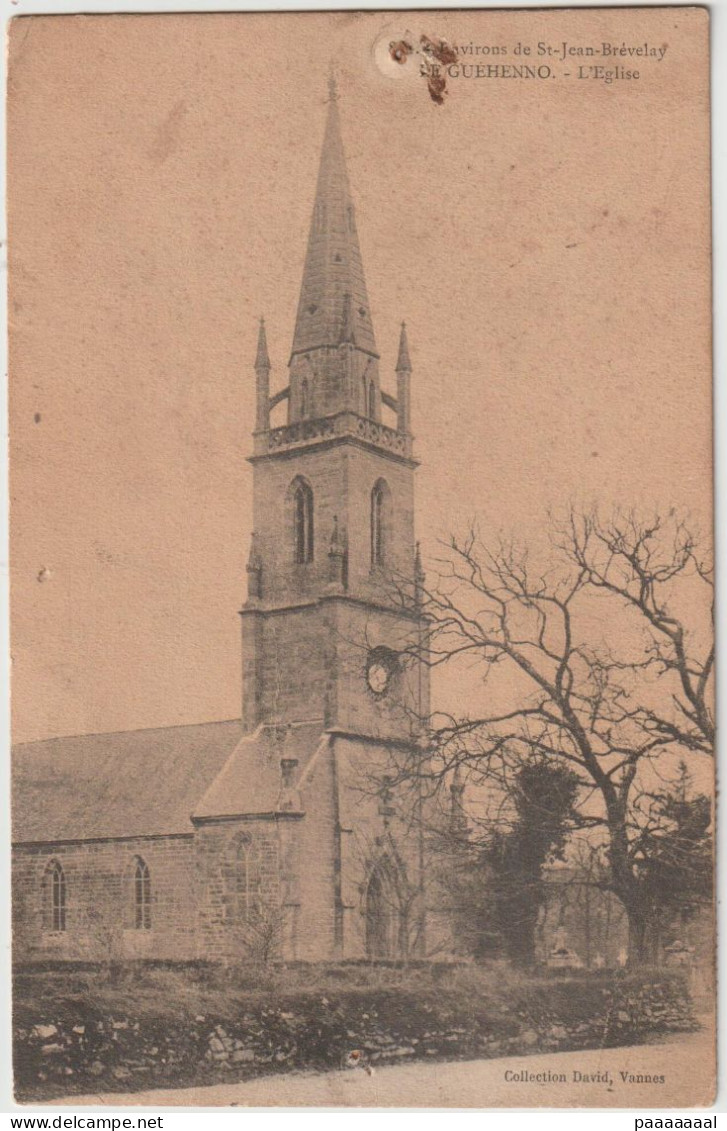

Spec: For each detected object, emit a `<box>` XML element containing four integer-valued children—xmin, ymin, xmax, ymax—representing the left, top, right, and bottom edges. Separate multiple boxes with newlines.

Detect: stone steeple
<box><xmin>251</xmin><ymin>82</ymin><xmax>413</xmax><ymax>458</ymax></box>
<box><xmin>290</xmin><ymin>77</ymin><xmax>378</xmax><ymax>364</ymax></box>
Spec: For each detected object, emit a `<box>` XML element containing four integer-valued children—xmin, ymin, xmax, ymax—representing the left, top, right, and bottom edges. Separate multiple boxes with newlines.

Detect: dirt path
<box><xmin>49</xmin><ymin>1022</ymin><xmax>715</xmax><ymax>1109</ymax></box>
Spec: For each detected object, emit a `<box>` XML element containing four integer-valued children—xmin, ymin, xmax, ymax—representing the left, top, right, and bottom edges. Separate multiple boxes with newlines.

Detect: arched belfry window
<box><xmin>292</xmin><ymin>477</ymin><xmax>314</xmax><ymax>564</ymax></box>
<box><xmin>371</xmin><ymin>479</ymin><xmax>390</xmax><ymax>568</ymax></box>
<box><xmin>133</xmin><ymin>857</ymin><xmax>151</xmax><ymax>930</ymax></box>
<box><xmin>300</xmin><ymin>378</ymin><xmax>309</xmax><ymax>419</ymax></box>
<box><xmin>368</xmin><ymin>380</ymin><xmax>377</xmax><ymax>419</ymax></box>
<box><xmin>43</xmin><ymin>860</ymin><xmax>66</xmax><ymax>932</ymax></box>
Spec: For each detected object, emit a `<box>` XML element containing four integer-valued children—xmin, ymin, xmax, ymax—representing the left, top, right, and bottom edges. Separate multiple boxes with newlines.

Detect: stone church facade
<box><xmin>12</xmin><ymin>84</ymin><xmax>441</xmax><ymax>964</ymax></box>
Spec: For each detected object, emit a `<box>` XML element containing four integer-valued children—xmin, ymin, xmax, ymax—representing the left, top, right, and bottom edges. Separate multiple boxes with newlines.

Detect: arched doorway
<box><xmin>365</xmin><ymin>859</ymin><xmax>404</xmax><ymax>959</ymax></box>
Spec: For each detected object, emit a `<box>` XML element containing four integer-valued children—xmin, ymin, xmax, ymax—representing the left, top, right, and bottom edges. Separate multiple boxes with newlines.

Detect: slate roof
<box><xmin>12</xmin><ymin>719</ymin><xmax>242</xmax><ymax>843</ymax></box>
<box><xmin>193</xmin><ymin>721</ymin><xmax>328</xmax><ymax>820</ymax></box>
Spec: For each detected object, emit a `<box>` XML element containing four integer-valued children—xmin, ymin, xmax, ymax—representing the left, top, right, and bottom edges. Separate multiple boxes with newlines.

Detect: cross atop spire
<box><xmin>289</xmin><ymin>83</ymin><xmax>378</xmax><ymax>362</ymax></box>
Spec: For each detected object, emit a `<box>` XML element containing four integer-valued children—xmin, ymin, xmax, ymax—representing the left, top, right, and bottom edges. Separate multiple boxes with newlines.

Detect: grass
<box><xmin>16</xmin><ymin>960</ymin><xmax>521</xmax><ymax>1028</ymax></box>
<box><xmin>13</xmin><ymin>959</ymin><xmax>608</xmax><ymax>1024</ymax></box>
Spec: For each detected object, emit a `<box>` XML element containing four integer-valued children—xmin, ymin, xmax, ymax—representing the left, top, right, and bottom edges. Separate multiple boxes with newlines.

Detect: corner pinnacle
<box><xmin>396</xmin><ymin>321</ymin><xmax>412</xmax><ymax>372</ymax></box>
<box><xmin>255</xmin><ymin>317</ymin><xmax>271</xmax><ymax>371</ymax></box>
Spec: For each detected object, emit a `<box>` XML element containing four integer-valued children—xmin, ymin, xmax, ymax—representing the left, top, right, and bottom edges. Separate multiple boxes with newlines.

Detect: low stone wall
<box><xmin>13</xmin><ymin>968</ymin><xmax>698</xmax><ymax>1101</ymax></box>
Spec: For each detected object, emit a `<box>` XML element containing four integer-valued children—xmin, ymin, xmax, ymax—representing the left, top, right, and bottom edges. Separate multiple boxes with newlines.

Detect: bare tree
<box><xmin>564</xmin><ymin>510</ymin><xmax>714</xmax><ymax>755</ymax></box>
<box><xmin>233</xmin><ymin>900</ymin><xmax>289</xmax><ymax>966</ymax></box>
<box><xmin>389</xmin><ymin>508</ymin><xmax>713</xmax><ymax>965</ymax></box>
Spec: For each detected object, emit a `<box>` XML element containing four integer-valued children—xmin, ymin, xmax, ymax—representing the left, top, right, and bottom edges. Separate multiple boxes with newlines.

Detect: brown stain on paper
<box><xmin>387</xmin><ymin>32</ymin><xmax>457</xmax><ymax>104</ymax></box>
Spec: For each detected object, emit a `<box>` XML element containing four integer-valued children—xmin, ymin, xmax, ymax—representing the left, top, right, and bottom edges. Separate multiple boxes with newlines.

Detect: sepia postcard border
<box><xmin>0</xmin><ymin>0</ymin><xmax>724</xmax><ymax>1120</ymax></box>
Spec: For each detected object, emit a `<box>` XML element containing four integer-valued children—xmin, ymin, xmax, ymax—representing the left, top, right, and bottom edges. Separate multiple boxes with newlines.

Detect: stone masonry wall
<box><xmin>292</xmin><ymin>740</ymin><xmax>339</xmax><ymax>961</ymax></box>
<box><xmin>251</xmin><ymin>444</ymin><xmax>350</xmax><ymax>607</ymax></box>
<box><xmin>334</xmin><ymin>735</ymin><xmax>428</xmax><ymax>960</ymax></box>
<box><xmin>243</xmin><ymin>604</ymin><xmax>333</xmax><ymax>728</ymax></box>
<box><xmin>193</xmin><ymin>819</ymin><xmax>284</xmax><ymax>962</ymax></box>
<box><xmin>250</xmin><ymin>441</ymin><xmax>417</xmax><ymax>611</ymax></box>
<box><xmin>12</xmin><ymin>836</ymin><xmax>196</xmax><ymax>962</ymax></box>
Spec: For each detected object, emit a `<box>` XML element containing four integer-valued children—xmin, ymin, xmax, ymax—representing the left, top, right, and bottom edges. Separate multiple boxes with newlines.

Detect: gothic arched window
<box><xmin>133</xmin><ymin>857</ymin><xmax>151</xmax><ymax>930</ymax></box>
<box><xmin>292</xmin><ymin>478</ymin><xmax>314</xmax><ymax>564</ymax></box>
<box><xmin>368</xmin><ymin>380</ymin><xmax>376</xmax><ymax>419</ymax></box>
<box><xmin>300</xmin><ymin>378</ymin><xmax>309</xmax><ymax>419</ymax></box>
<box><xmin>371</xmin><ymin>479</ymin><xmax>390</xmax><ymax>567</ymax></box>
<box><xmin>43</xmin><ymin>860</ymin><xmax>66</xmax><ymax>932</ymax></box>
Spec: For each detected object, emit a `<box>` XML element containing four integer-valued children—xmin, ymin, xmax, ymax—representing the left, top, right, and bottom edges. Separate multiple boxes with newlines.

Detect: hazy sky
<box><xmin>9</xmin><ymin>9</ymin><xmax>711</xmax><ymax>743</ymax></box>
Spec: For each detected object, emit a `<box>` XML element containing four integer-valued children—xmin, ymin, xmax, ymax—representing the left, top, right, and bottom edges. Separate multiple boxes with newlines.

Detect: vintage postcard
<box><xmin>8</xmin><ymin>7</ymin><xmax>714</xmax><ymax>1108</ymax></box>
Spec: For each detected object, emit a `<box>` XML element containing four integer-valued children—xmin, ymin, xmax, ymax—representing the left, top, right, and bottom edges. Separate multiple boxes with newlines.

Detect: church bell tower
<box><xmin>237</xmin><ymin>80</ymin><xmax>431</xmax><ymax>960</ymax></box>
<box><xmin>242</xmin><ymin>79</ymin><xmax>427</xmax><ymax>742</ymax></box>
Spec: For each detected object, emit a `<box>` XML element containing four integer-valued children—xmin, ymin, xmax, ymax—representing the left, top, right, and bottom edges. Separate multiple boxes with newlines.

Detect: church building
<box><xmin>12</xmin><ymin>83</ymin><xmax>438</xmax><ymax>964</ymax></box>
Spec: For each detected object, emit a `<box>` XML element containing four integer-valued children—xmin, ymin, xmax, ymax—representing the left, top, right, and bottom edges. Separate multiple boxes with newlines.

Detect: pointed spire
<box><xmin>396</xmin><ymin>321</ymin><xmax>412</xmax><ymax>372</ymax></box>
<box><xmin>290</xmin><ymin>84</ymin><xmax>378</xmax><ymax>362</ymax></box>
<box><xmin>254</xmin><ymin>319</ymin><xmax>271</xmax><ymax>432</ymax></box>
<box><xmin>255</xmin><ymin>317</ymin><xmax>271</xmax><ymax>371</ymax></box>
<box><xmin>397</xmin><ymin>322</ymin><xmax>412</xmax><ymax>434</ymax></box>
<box><xmin>246</xmin><ymin>532</ymin><xmax>263</xmax><ymax>602</ymax></box>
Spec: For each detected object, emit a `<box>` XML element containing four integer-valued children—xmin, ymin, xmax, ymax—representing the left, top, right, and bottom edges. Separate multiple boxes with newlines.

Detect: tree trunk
<box><xmin>626</xmin><ymin>906</ymin><xmax>651</xmax><ymax>967</ymax></box>
<box><xmin>605</xmin><ymin>797</ymin><xmax>653</xmax><ymax>967</ymax></box>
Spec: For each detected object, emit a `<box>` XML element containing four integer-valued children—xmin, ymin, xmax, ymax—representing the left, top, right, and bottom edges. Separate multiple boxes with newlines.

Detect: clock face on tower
<box><xmin>365</xmin><ymin>648</ymin><xmax>399</xmax><ymax>696</ymax></box>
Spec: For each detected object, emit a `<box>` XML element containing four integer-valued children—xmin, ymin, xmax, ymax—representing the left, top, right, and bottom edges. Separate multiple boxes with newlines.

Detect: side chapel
<box><xmin>12</xmin><ymin>81</ymin><xmax>443</xmax><ymax>963</ymax></box>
